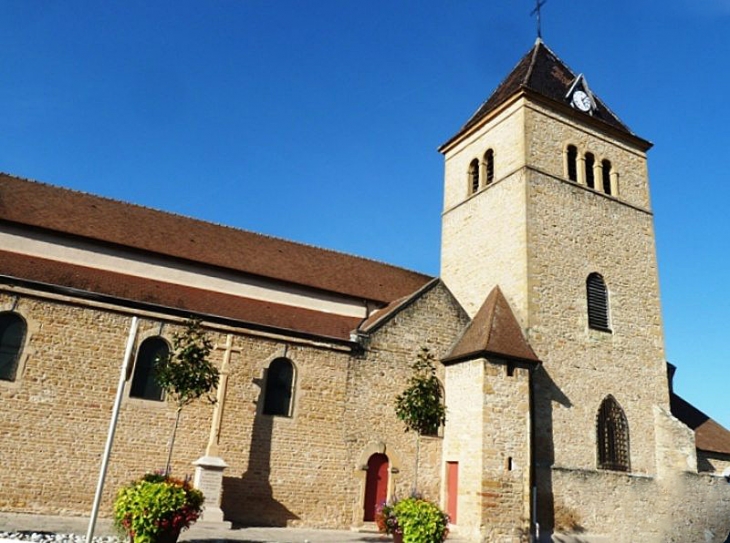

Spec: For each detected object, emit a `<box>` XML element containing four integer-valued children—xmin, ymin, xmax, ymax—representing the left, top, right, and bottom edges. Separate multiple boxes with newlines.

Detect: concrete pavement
<box><xmin>0</xmin><ymin>513</ymin><xmax>470</xmax><ymax>543</ymax></box>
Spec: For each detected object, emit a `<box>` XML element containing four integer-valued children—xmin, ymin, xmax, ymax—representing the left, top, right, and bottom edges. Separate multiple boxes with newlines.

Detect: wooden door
<box><xmin>446</xmin><ymin>461</ymin><xmax>458</xmax><ymax>524</ymax></box>
<box><xmin>363</xmin><ymin>453</ymin><xmax>389</xmax><ymax>521</ymax></box>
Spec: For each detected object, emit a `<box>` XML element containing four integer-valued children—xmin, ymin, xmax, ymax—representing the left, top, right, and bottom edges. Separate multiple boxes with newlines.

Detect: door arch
<box><xmin>363</xmin><ymin>453</ymin><xmax>389</xmax><ymax>521</ymax></box>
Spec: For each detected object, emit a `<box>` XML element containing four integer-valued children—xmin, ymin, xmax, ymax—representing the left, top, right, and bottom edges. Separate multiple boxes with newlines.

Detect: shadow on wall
<box><xmin>533</xmin><ymin>365</ymin><xmax>572</xmax><ymax>542</ymax></box>
<box><xmin>220</xmin><ymin>375</ymin><xmax>298</xmax><ymax>527</ymax></box>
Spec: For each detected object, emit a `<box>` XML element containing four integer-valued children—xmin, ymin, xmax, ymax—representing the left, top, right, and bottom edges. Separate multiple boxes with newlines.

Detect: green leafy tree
<box><xmin>395</xmin><ymin>347</ymin><xmax>446</xmax><ymax>489</ymax></box>
<box><xmin>155</xmin><ymin>318</ymin><xmax>219</xmax><ymax>475</ymax></box>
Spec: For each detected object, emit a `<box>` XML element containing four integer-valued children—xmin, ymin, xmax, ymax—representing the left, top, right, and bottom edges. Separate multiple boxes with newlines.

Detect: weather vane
<box><xmin>531</xmin><ymin>0</ymin><xmax>547</xmax><ymax>40</ymax></box>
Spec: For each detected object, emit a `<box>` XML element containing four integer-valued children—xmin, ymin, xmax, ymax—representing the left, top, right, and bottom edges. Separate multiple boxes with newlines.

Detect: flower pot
<box><xmin>131</xmin><ymin>525</ymin><xmax>181</xmax><ymax>543</ymax></box>
<box><xmin>156</xmin><ymin>525</ymin><xmax>182</xmax><ymax>543</ymax></box>
<box><xmin>393</xmin><ymin>531</ymin><xmax>403</xmax><ymax>543</ymax></box>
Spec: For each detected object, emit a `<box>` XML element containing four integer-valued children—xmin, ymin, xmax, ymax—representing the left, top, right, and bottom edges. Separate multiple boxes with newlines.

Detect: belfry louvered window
<box><xmin>597</xmin><ymin>395</ymin><xmax>630</xmax><ymax>472</ymax></box>
<box><xmin>586</xmin><ymin>273</ymin><xmax>610</xmax><ymax>332</ymax></box>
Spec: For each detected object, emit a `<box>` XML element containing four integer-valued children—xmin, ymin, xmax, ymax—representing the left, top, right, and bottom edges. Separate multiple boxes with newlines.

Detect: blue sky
<box><xmin>0</xmin><ymin>1</ymin><xmax>728</xmax><ymax>429</ymax></box>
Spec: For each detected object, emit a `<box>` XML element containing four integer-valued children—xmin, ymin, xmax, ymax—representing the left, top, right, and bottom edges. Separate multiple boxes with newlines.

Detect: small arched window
<box><xmin>597</xmin><ymin>395</ymin><xmax>630</xmax><ymax>472</ymax></box>
<box><xmin>0</xmin><ymin>312</ymin><xmax>26</xmax><ymax>382</ymax></box>
<box><xmin>263</xmin><ymin>357</ymin><xmax>295</xmax><ymax>416</ymax></box>
<box><xmin>468</xmin><ymin>159</ymin><xmax>480</xmax><ymax>195</ymax></box>
<box><xmin>585</xmin><ymin>152</ymin><xmax>595</xmax><ymax>189</ymax></box>
<box><xmin>566</xmin><ymin>145</ymin><xmax>578</xmax><ymax>182</ymax></box>
<box><xmin>484</xmin><ymin>149</ymin><xmax>495</xmax><ymax>185</ymax></box>
<box><xmin>130</xmin><ymin>336</ymin><xmax>168</xmax><ymax>401</ymax></box>
<box><xmin>602</xmin><ymin>159</ymin><xmax>612</xmax><ymax>195</ymax></box>
<box><xmin>587</xmin><ymin>273</ymin><xmax>610</xmax><ymax>332</ymax></box>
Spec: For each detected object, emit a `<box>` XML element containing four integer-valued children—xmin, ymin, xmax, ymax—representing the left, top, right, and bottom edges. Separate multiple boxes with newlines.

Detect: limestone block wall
<box><xmin>443</xmin><ymin>358</ymin><xmax>532</xmax><ymax>543</ymax></box>
<box><xmin>525</xmin><ymin>103</ymin><xmax>651</xmax><ymax>210</ymax></box>
<box><xmin>547</xmin><ymin>468</ymin><xmax>730</xmax><ymax>543</ymax></box>
<box><xmin>0</xmin><ymin>288</ymin><xmax>351</xmax><ymax>528</ymax></box>
<box><xmin>479</xmin><ymin>361</ymin><xmax>532</xmax><ymax>543</ymax></box>
<box><xmin>441</xmin><ymin>172</ymin><xmax>529</xmax><ymax>322</ymax></box>
<box><xmin>443</xmin><ymin>359</ymin><xmax>485</xmax><ymax>541</ymax></box>
<box><xmin>442</xmin><ymin>101</ymin><xmax>526</xmax><ymax>211</ymax></box>
<box><xmin>526</xmin><ymin>170</ymin><xmax>669</xmax><ymax>475</ymax></box>
<box><xmin>441</xmin><ymin>101</ymin><xmax>530</xmax><ymax>322</ymax></box>
<box><xmin>216</xmin><ymin>334</ymin><xmax>353</xmax><ymax>528</ymax></box>
<box><xmin>0</xmin><ymin>292</ymin><xmax>211</xmax><ymax>516</ymax></box>
<box><xmin>346</xmin><ymin>282</ymin><xmax>469</xmax><ymax>526</ymax></box>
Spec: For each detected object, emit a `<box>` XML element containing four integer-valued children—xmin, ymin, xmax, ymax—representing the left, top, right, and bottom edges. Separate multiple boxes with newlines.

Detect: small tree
<box><xmin>395</xmin><ymin>347</ymin><xmax>446</xmax><ymax>489</ymax></box>
<box><xmin>155</xmin><ymin>318</ymin><xmax>219</xmax><ymax>475</ymax></box>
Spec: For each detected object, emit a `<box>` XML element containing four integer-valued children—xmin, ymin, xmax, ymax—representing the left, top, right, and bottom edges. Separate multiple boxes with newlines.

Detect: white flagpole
<box><xmin>86</xmin><ymin>316</ymin><xmax>139</xmax><ymax>542</ymax></box>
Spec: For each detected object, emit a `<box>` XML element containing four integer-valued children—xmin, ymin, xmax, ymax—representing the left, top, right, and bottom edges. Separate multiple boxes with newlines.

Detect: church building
<box><xmin>1</xmin><ymin>39</ymin><xmax>729</xmax><ymax>543</ymax></box>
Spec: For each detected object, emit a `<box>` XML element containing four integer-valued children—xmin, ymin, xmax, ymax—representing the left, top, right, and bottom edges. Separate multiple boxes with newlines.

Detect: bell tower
<box><xmin>439</xmin><ymin>39</ymin><xmax>672</xmax><ymax>534</ymax></box>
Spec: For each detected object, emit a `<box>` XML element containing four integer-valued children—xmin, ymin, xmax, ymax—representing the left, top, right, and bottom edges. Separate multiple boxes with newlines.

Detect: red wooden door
<box><xmin>363</xmin><ymin>453</ymin><xmax>389</xmax><ymax>521</ymax></box>
<box><xmin>446</xmin><ymin>461</ymin><xmax>458</xmax><ymax>524</ymax></box>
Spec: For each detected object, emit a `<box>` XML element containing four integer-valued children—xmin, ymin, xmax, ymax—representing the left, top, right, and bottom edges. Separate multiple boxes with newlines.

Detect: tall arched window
<box><xmin>586</xmin><ymin>273</ymin><xmax>610</xmax><ymax>332</ymax></box>
<box><xmin>602</xmin><ymin>159</ymin><xmax>612</xmax><ymax>195</ymax></box>
<box><xmin>597</xmin><ymin>395</ymin><xmax>630</xmax><ymax>472</ymax></box>
<box><xmin>263</xmin><ymin>357</ymin><xmax>295</xmax><ymax>416</ymax></box>
<box><xmin>0</xmin><ymin>312</ymin><xmax>26</xmax><ymax>382</ymax></box>
<box><xmin>566</xmin><ymin>145</ymin><xmax>578</xmax><ymax>182</ymax></box>
<box><xmin>468</xmin><ymin>159</ymin><xmax>480</xmax><ymax>195</ymax></box>
<box><xmin>130</xmin><ymin>336</ymin><xmax>168</xmax><ymax>401</ymax></box>
<box><xmin>585</xmin><ymin>152</ymin><xmax>595</xmax><ymax>189</ymax></box>
<box><xmin>484</xmin><ymin>149</ymin><xmax>495</xmax><ymax>185</ymax></box>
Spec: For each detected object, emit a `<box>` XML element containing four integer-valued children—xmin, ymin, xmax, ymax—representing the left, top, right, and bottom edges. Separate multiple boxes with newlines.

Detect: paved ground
<box><xmin>0</xmin><ymin>513</ymin><xmax>470</xmax><ymax>543</ymax></box>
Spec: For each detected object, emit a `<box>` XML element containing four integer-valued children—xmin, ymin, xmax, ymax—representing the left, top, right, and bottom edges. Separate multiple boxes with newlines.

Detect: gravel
<box><xmin>0</xmin><ymin>532</ymin><xmax>122</xmax><ymax>543</ymax></box>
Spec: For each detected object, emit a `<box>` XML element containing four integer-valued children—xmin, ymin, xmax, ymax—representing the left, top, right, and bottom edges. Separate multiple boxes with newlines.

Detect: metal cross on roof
<box><xmin>531</xmin><ymin>0</ymin><xmax>547</xmax><ymax>39</ymax></box>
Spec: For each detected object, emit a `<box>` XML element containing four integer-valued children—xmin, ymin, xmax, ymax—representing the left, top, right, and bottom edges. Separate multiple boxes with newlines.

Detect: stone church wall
<box><xmin>0</xmin><ymin>280</ymin><xmax>469</xmax><ymax>530</ymax></box>
<box><xmin>346</xmin><ymin>281</ymin><xmax>469</xmax><ymax>526</ymax></box>
<box><xmin>548</xmin><ymin>468</ymin><xmax>730</xmax><ymax>543</ymax></box>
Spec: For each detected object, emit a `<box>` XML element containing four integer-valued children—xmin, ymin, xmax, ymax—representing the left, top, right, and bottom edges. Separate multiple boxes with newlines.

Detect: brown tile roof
<box><xmin>440</xmin><ymin>39</ymin><xmax>643</xmax><ymax>151</ymax></box>
<box><xmin>442</xmin><ymin>286</ymin><xmax>540</xmax><ymax>365</ymax></box>
<box><xmin>0</xmin><ymin>250</ymin><xmax>360</xmax><ymax>342</ymax></box>
<box><xmin>670</xmin><ymin>393</ymin><xmax>730</xmax><ymax>456</ymax></box>
<box><xmin>0</xmin><ymin>173</ymin><xmax>433</xmax><ymax>305</ymax></box>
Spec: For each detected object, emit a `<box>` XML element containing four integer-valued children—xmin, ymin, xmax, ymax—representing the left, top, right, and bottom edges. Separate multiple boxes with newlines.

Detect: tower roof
<box><xmin>441</xmin><ymin>39</ymin><xmax>644</xmax><ymax>150</ymax></box>
<box><xmin>442</xmin><ymin>286</ymin><xmax>540</xmax><ymax>365</ymax></box>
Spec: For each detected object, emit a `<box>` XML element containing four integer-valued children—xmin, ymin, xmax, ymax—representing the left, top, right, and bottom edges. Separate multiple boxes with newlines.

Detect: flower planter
<box><xmin>392</xmin><ymin>531</ymin><xmax>404</xmax><ymax>543</ymax></box>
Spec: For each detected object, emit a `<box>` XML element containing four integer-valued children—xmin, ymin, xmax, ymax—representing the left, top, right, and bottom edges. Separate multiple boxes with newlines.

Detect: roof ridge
<box><xmin>0</xmin><ymin>170</ymin><xmax>432</xmax><ymax>280</ymax></box>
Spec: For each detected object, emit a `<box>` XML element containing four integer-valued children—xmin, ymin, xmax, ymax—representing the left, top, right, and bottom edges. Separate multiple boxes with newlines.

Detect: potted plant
<box><xmin>113</xmin><ymin>472</ymin><xmax>204</xmax><ymax>543</ymax></box>
<box><xmin>375</xmin><ymin>498</ymin><xmax>401</xmax><ymax>541</ymax></box>
<box><xmin>391</xmin><ymin>496</ymin><xmax>449</xmax><ymax>543</ymax></box>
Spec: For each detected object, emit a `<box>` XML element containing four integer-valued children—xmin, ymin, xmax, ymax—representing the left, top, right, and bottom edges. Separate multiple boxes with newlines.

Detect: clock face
<box><xmin>572</xmin><ymin>90</ymin><xmax>592</xmax><ymax>112</ymax></box>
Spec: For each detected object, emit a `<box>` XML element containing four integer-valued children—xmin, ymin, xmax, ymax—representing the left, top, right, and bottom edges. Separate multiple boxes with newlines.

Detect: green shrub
<box><xmin>113</xmin><ymin>473</ymin><xmax>204</xmax><ymax>543</ymax></box>
<box><xmin>392</xmin><ymin>497</ymin><xmax>449</xmax><ymax>543</ymax></box>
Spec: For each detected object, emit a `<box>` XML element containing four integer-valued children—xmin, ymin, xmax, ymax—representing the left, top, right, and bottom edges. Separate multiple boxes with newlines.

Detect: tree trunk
<box><xmin>412</xmin><ymin>432</ymin><xmax>420</xmax><ymax>493</ymax></box>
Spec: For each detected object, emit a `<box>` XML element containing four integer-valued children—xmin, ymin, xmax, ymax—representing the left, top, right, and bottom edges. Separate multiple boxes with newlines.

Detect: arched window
<box><xmin>130</xmin><ymin>336</ymin><xmax>168</xmax><ymax>401</ymax></box>
<box><xmin>468</xmin><ymin>159</ymin><xmax>480</xmax><ymax>195</ymax></box>
<box><xmin>586</xmin><ymin>273</ymin><xmax>610</xmax><ymax>332</ymax></box>
<box><xmin>597</xmin><ymin>395</ymin><xmax>630</xmax><ymax>472</ymax></box>
<box><xmin>585</xmin><ymin>152</ymin><xmax>595</xmax><ymax>189</ymax></box>
<box><xmin>263</xmin><ymin>357</ymin><xmax>295</xmax><ymax>416</ymax></box>
<box><xmin>602</xmin><ymin>159</ymin><xmax>612</xmax><ymax>195</ymax></box>
<box><xmin>566</xmin><ymin>145</ymin><xmax>578</xmax><ymax>182</ymax></box>
<box><xmin>484</xmin><ymin>149</ymin><xmax>495</xmax><ymax>185</ymax></box>
<box><xmin>0</xmin><ymin>312</ymin><xmax>26</xmax><ymax>382</ymax></box>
